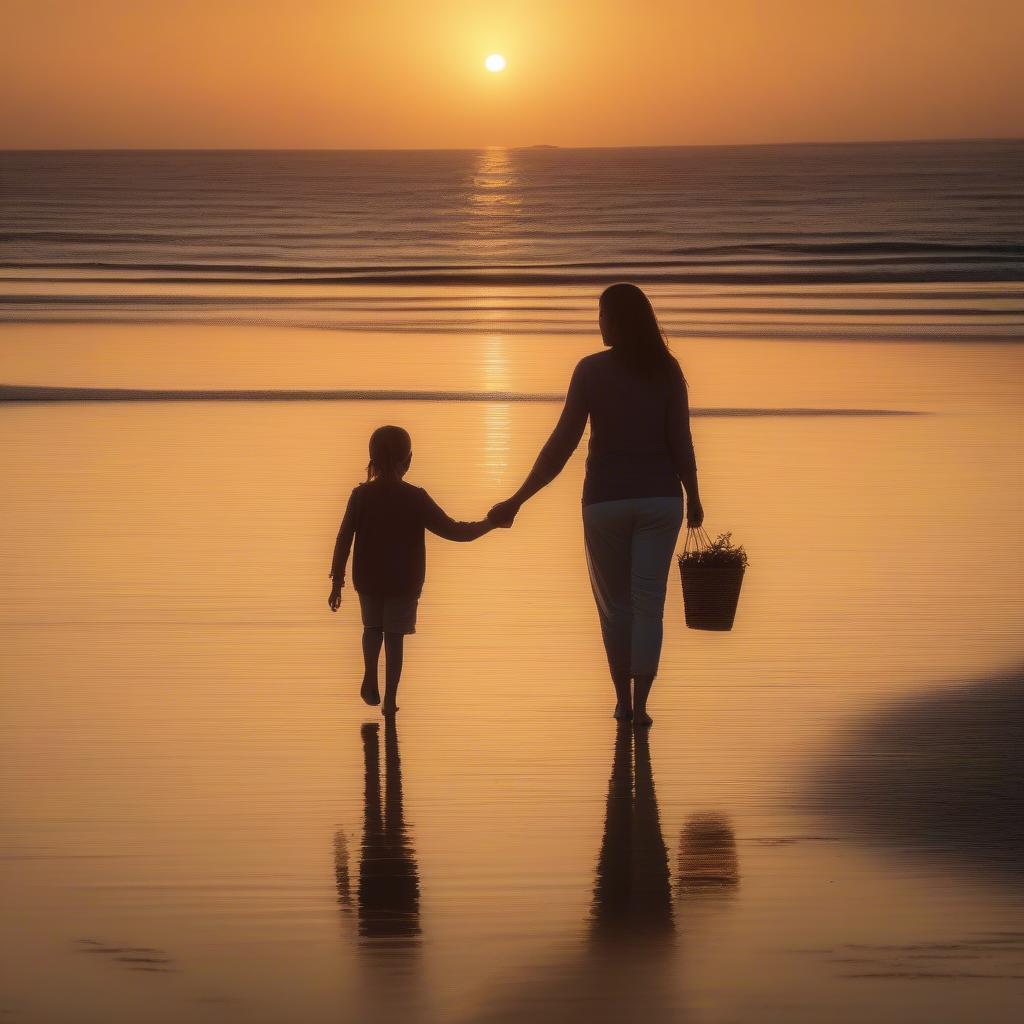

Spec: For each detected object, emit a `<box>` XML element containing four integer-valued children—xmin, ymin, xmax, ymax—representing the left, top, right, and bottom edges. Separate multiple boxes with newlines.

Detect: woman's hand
<box><xmin>328</xmin><ymin>582</ymin><xmax>343</xmax><ymax>612</ymax></box>
<box><xmin>686</xmin><ymin>496</ymin><xmax>704</xmax><ymax>528</ymax></box>
<box><xmin>487</xmin><ymin>498</ymin><xmax>521</xmax><ymax>528</ymax></box>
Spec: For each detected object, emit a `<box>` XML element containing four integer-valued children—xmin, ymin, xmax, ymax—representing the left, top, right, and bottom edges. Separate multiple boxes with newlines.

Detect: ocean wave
<box><xmin>4</xmin><ymin>234</ymin><xmax>1023</xmax><ymax>257</ymax></box>
<box><xmin>1</xmin><ymin>265</ymin><xmax>1022</xmax><ymax>286</ymax></box>
<box><xmin>1</xmin><ymin>294</ymin><xmax>1020</xmax><ymax>319</ymax></box>
<box><xmin>4</xmin><ymin>314</ymin><xmax>1020</xmax><ymax>342</ymax></box>
<box><xmin>3</xmin><ymin>144</ymin><xmax>1022</xmax><ymax>339</ymax></box>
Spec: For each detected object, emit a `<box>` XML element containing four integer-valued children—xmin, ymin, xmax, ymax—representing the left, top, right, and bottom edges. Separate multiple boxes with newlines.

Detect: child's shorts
<box><xmin>358</xmin><ymin>593</ymin><xmax>418</xmax><ymax>635</ymax></box>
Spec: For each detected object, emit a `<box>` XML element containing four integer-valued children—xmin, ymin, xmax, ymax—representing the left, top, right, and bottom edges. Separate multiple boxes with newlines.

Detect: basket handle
<box><xmin>683</xmin><ymin>525</ymin><xmax>713</xmax><ymax>556</ymax></box>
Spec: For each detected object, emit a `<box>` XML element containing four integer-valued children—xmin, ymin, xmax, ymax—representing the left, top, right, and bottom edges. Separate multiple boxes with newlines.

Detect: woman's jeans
<box><xmin>583</xmin><ymin>496</ymin><xmax>684</xmax><ymax>678</ymax></box>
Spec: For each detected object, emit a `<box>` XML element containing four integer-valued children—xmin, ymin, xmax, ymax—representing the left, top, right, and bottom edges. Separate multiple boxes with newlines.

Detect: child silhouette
<box><xmin>329</xmin><ymin>425</ymin><xmax>505</xmax><ymax>715</ymax></box>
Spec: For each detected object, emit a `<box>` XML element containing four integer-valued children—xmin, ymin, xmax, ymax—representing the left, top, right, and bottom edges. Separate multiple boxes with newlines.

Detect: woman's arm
<box><xmin>489</xmin><ymin>362</ymin><xmax>589</xmax><ymax>524</ymax></box>
<box><xmin>667</xmin><ymin>370</ymin><xmax>704</xmax><ymax>526</ymax></box>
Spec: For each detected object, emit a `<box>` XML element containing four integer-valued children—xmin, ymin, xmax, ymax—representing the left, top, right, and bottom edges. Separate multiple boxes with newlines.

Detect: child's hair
<box><xmin>367</xmin><ymin>425</ymin><xmax>412</xmax><ymax>481</ymax></box>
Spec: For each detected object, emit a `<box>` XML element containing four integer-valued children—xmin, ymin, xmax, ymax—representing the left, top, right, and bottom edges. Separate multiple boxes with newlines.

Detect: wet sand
<box><xmin>1</xmin><ymin>330</ymin><xmax>1023</xmax><ymax>1022</ymax></box>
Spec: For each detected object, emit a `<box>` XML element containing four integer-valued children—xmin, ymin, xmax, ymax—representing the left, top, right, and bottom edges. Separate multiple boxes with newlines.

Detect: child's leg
<box><xmin>360</xmin><ymin>628</ymin><xmax>383</xmax><ymax>705</ymax></box>
<box><xmin>382</xmin><ymin>632</ymin><xmax>404</xmax><ymax>714</ymax></box>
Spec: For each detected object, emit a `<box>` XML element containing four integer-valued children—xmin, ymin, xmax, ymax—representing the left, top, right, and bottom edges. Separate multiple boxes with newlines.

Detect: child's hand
<box><xmin>328</xmin><ymin>582</ymin><xmax>343</xmax><ymax>612</ymax></box>
<box><xmin>488</xmin><ymin>499</ymin><xmax>519</xmax><ymax>528</ymax></box>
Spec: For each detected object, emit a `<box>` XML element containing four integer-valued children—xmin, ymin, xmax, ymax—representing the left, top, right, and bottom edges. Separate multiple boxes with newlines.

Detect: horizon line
<box><xmin>2</xmin><ymin>134</ymin><xmax>1023</xmax><ymax>155</ymax></box>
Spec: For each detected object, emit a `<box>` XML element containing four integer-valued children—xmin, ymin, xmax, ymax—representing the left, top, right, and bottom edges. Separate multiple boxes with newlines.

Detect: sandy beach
<box><xmin>2</xmin><ymin>323</ymin><xmax>1023</xmax><ymax>1022</ymax></box>
<box><xmin>4</xmin><ymin>0</ymin><xmax>1024</xmax><ymax>1012</ymax></box>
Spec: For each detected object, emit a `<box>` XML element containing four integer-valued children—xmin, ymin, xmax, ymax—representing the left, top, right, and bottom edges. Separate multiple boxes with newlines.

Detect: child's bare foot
<box><xmin>632</xmin><ymin>709</ymin><xmax>653</xmax><ymax>727</ymax></box>
<box><xmin>381</xmin><ymin>702</ymin><xmax>399</xmax><ymax>717</ymax></box>
<box><xmin>360</xmin><ymin>679</ymin><xmax>381</xmax><ymax>706</ymax></box>
<box><xmin>613</xmin><ymin>702</ymin><xmax>633</xmax><ymax>720</ymax></box>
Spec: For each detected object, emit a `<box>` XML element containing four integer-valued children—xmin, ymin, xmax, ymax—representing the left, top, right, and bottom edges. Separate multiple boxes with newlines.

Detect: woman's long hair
<box><xmin>599</xmin><ymin>283</ymin><xmax>683</xmax><ymax>381</ymax></box>
<box><xmin>367</xmin><ymin>425</ymin><xmax>412</xmax><ymax>481</ymax></box>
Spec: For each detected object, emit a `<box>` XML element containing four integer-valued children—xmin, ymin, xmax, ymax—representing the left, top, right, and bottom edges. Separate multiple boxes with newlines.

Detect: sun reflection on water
<box><xmin>468</xmin><ymin>150</ymin><xmax>522</xmax><ymax>482</ymax></box>
<box><xmin>468</xmin><ymin>147</ymin><xmax>521</xmax><ymax>217</ymax></box>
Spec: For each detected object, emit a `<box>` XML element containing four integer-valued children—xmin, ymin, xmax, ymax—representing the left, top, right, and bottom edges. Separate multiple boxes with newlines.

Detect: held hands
<box><xmin>328</xmin><ymin>579</ymin><xmax>343</xmax><ymax>612</ymax></box>
<box><xmin>487</xmin><ymin>497</ymin><xmax>521</xmax><ymax>529</ymax></box>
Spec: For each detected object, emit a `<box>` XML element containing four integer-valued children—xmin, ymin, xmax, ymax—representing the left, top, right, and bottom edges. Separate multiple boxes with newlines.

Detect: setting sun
<box><xmin>484</xmin><ymin>53</ymin><xmax>506</xmax><ymax>73</ymax></box>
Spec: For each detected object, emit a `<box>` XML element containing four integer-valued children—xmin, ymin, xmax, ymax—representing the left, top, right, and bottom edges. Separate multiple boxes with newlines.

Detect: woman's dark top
<box><xmin>536</xmin><ymin>350</ymin><xmax>697</xmax><ymax>506</ymax></box>
<box><xmin>331</xmin><ymin>479</ymin><xmax>488</xmax><ymax>598</ymax></box>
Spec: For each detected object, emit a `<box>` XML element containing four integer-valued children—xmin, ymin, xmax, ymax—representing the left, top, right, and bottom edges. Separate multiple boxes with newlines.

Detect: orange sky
<box><xmin>2</xmin><ymin>0</ymin><xmax>1022</xmax><ymax>149</ymax></box>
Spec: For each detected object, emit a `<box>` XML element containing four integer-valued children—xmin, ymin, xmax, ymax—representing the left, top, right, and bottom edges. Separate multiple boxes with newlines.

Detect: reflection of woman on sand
<box><xmin>473</xmin><ymin>727</ymin><xmax>739</xmax><ymax>1023</ymax></box>
<box><xmin>489</xmin><ymin>284</ymin><xmax>703</xmax><ymax>726</ymax></box>
<box><xmin>591</xmin><ymin>729</ymin><xmax>740</xmax><ymax>940</ymax></box>
<box><xmin>591</xmin><ymin>724</ymin><xmax>674</xmax><ymax>941</ymax></box>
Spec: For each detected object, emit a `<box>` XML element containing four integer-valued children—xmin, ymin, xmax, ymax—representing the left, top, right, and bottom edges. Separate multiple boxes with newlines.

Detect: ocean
<box><xmin>2</xmin><ymin>140</ymin><xmax>1023</xmax><ymax>344</ymax></box>
<box><xmin>1</xmin><ymin>142</ymin><xmax>1023</xmax><ymax>1023</ymax></box>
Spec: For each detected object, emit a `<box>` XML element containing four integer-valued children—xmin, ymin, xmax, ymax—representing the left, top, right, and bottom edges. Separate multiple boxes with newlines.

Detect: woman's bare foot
<box><xmin>613</xmin><ymin>702</ymin><xmax>633</xmax><ymax>720</ymax></box>
<box><xmin>360</xmin><ymin>679</ymin><xmax>381</xmax><ymax>706</ymax></box>
<box><xmin>632</xmin><ymin>674</ymin><xmax>655</xmax><ymax>727</ymax></box>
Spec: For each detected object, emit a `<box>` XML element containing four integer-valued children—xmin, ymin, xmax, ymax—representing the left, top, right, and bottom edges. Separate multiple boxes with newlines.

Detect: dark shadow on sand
<box><xmin>807</xmin><ymin>666</ymin><xmax>1024</xmax><ymax>880</ymax></box>
<box><xmin>0</xmin><ymin>384</ymin><xmax>920</xmax><ymax>417</ymax></box>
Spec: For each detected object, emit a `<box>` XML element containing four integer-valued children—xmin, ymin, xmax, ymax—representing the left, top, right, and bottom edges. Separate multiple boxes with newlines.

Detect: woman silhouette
<box><xmin>489</xmin><ymin>284</ymin><xmax>703</xmax><ymax>725</ymax></box>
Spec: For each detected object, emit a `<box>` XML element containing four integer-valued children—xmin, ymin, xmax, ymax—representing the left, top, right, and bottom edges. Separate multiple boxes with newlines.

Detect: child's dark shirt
<box><xmin>331</xmin><ymin>479</ymin><xmax>488</xmax><ymax>598</ymax></box>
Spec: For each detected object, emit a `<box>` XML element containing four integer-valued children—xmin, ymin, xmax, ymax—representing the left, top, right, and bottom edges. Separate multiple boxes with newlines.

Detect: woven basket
<box><xmin>678</xmin><ymin>527</ymin><xmax>746</xmax><ymax>631</ymax></box>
